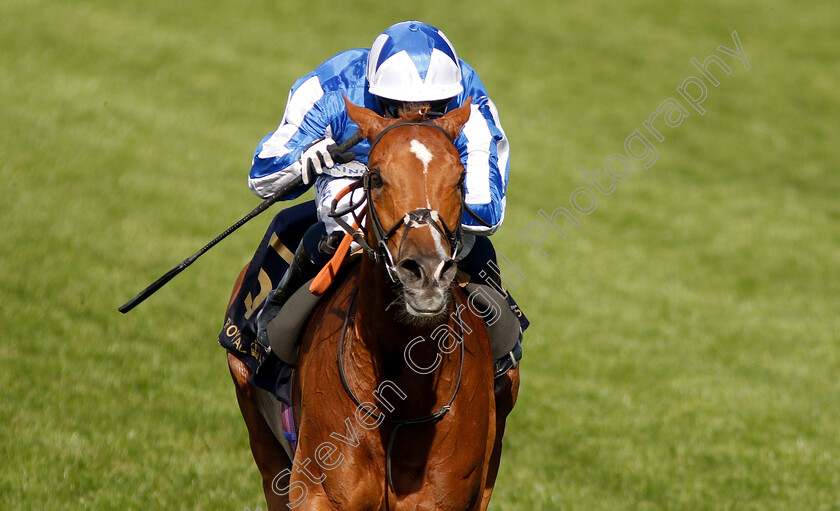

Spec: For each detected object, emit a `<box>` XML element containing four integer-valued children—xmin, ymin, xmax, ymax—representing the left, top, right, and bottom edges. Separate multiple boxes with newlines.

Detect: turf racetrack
<box><xmin>1</xmin><ymin>0</ymin><xmax>838</xmax><ymax>509</ymax></box>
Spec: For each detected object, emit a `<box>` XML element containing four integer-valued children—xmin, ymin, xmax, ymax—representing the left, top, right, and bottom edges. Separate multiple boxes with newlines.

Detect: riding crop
<box><xmin>118</xmin><ymin>131</ymin><xmax>363</xmax><ymax>313</ymax></box>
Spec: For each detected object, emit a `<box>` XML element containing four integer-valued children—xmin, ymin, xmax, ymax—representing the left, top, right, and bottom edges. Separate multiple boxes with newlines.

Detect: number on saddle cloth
<box><xmin>218</xmin><ymin>200</ymin><xmax>318</xmax><ymax>381</ymax></box>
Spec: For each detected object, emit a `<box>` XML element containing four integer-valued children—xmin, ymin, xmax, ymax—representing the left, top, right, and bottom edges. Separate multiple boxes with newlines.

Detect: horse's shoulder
<box><xmin>315</xmin><ymin>258</ymin><xmax>362</xmax><ymax>309</ymax></box>
<box><xmin>301</xmin><ymin>258</ymin><xmax>361</xmax><ymax>342</ymax></box>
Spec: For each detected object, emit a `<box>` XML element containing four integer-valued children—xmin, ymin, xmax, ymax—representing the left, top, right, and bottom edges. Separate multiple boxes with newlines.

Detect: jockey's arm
<box><xmin>458</xmin><ymin>94</ymin><xmax>509</xmax><ymax>237</ymax></box>
<box><xmin>248</xmin><ymin>75</ymin><xmax>336</xmax><ymax>200</ymax></box>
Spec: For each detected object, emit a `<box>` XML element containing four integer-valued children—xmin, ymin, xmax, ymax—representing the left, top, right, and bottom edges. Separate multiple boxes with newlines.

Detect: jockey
<box><xmin>250</xmin><ymin>21</ymin><xmax>521</xmax><ymax>376</ymax></box>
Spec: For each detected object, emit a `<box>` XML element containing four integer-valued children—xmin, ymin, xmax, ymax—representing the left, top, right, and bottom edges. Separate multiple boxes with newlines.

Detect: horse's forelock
<box><xmin>395</xmin><ymin>103</ymin><xmax>431</xmax><ymax>121</ymax></box>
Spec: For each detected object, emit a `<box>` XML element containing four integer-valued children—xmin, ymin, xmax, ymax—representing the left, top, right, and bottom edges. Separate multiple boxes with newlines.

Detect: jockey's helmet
<box><xmin>366</xmin><ymin>21</ymin><xmax>463</xmax><ymax>113</ymax></box>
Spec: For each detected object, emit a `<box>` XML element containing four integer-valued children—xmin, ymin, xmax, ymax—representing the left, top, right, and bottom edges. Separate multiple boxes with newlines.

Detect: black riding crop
<box><xmin>118</xmin><ymin>131</ymin><xmax>363</xmax><ymax>313</ymax></box>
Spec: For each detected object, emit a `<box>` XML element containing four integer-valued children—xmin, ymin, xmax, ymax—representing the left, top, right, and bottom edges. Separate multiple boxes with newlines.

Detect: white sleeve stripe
<box><xmin>462</xmin><ymin>104</ymin><xmax>492</xmax><ymax>204</ymax></box>
<box><xmin>257</xmin><ymin>123</ymin><xmax>299</xmax><ymax>159</ymax></box>
<box><xmin>257</xmin><ymin>76</ymin><xmax>324</xmax><ymax>159</ymax></box>
<box><xmin>248</xmin><ymin>162</ymin><xmax>303</xmax><ymax>198</ymax></box>
<box><xmin>485</xmin><ymin>98</ymin><xmax>509</xmax><ymax>186</ymax></box>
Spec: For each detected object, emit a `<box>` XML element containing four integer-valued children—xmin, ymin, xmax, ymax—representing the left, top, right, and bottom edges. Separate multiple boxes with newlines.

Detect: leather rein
<box><xmin>336</xmin><ymin>289</ymin><xmax>465</xmax><ymax>493</ymax></box>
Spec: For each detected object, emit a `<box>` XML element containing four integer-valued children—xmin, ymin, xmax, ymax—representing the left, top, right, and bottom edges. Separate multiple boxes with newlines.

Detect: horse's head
<box><xmin>345</xmin><ymin>96</ymin><xmax>472</xmax><ymax>321</ymax></box>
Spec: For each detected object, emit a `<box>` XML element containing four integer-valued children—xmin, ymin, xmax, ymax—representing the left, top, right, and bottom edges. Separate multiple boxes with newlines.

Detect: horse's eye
<box><xmin>369</xmin><ymin>171</ymin><xmax>383</xmax><ymax>188</ymax></box>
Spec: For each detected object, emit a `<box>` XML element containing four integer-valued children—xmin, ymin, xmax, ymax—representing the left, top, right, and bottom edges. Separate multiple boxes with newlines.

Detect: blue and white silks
<box><xmin>248</xmin><ymin>49</ymin><xmax>509</xmax><ymax>236</ymax></box>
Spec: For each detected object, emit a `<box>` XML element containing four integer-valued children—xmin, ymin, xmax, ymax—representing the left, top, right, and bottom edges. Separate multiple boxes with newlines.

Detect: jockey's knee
<box><xmin>456</xmin><ymin>235</ymin><xmax>501</xmax><ymax>288</ymax></box>
<box><xmin>300</xmin><ymin>222</ymin><xmax>329</xmax><ymax>266</ymax></box>
<box><xmin>300</xmin><ymin>221</ymin><xmax>343</xmax><ymax>269</ymax></box>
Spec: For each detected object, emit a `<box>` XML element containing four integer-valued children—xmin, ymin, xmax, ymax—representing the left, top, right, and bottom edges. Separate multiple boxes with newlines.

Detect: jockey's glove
<box><xmin>300</xmin><ymin>137</ymin><xmax>336</xmax><ymax>185</ymax></box>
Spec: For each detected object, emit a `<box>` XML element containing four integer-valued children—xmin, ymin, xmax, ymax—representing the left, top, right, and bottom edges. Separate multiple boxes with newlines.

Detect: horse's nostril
<box><xmin>435</xmin><ymin>259</ymin><xmax>456</xmax><ymax>283</ymax></box>
<box><xmin>398</xmin><ymin>257</ymin><xmax>457</xmax><ymax>286</ymax></box>
<box><xmin>398</xmin><ymin>259</ymin><xmax>425</xmax><ymax>282</ymax></box>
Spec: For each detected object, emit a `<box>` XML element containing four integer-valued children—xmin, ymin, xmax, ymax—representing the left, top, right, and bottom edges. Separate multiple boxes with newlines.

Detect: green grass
<box><xmin>2</xmin><ymin>0</ymin><xmax>838</xmax><ymax>509</ymax></box>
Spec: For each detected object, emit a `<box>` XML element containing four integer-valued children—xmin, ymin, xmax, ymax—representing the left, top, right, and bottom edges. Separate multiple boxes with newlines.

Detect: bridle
<box><xmin>328</xmin><ymin>121</ymin><xmax>490</xmax><ymax>281</ymax></box>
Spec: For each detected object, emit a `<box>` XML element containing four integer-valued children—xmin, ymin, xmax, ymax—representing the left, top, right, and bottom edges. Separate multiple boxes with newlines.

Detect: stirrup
<box><xmin>255</xmin><ymin>330</ymin><xmax>272</xmax><ymax>354</ymax></box>
<box><xmin>493</xmin><ymin>337</ymin><xmax>522</xmax><ymax>379</ymax></box>
<box><xmin>255</xmin><ymin>290</ymin><xmax>280</xmax><ymax>354</ymax></box>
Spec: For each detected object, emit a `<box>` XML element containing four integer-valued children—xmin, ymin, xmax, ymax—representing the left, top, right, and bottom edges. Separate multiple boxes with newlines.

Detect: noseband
<box><xmin>328</xmin><ymin>121</ymin><xmax>489</xmax><ymax>281</ymax></box>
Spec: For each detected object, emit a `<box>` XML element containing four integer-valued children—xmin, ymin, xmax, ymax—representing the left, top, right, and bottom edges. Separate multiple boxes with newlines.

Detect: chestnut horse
<box><xmin>227</xmin><ymin>98</ymin><xmax>519</xmax><ymax>510</ymax></box>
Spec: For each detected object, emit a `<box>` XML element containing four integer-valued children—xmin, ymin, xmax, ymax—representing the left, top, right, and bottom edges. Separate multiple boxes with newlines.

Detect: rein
<box><xmin>336</xmin><ymin>289</ymin><xmax>466</xmax><ymax>493</ymax></box>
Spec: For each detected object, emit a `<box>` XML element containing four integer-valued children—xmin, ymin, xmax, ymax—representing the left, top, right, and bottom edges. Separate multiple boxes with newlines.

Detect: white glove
<box><xmin>299</xmin><ymin>137</ymin><xmax>336</xmax><ymax>185</ymax></box>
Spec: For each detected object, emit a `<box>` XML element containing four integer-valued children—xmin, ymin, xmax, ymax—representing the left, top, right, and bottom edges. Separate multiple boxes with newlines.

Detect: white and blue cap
<box><xmin>367</xmin><ymin>21</ymin><xmax>463</xmax><ymax>102</ymax></box>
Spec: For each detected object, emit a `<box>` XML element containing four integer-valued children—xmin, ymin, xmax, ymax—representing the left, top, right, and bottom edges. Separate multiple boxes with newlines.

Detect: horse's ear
<box><xmin>434</xmin><ymin>97</ymin><xmax>472</xmax><ymax>140</ymax></box>
<box><xmin>344</xmin><ymin>95</ymin><xmax>392</xmax><ymax>140</ymax></box>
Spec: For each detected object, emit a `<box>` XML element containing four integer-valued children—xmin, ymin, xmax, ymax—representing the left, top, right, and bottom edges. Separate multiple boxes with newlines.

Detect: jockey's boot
<box><xmin>255</xmin><ymin>225</ymin><xmax>342</xmax><ymax>354</ymax></box>
<box><xmin>255</xmin><ymin>244</ymin><xmax>319</xmax><ymax>353</ymax></box>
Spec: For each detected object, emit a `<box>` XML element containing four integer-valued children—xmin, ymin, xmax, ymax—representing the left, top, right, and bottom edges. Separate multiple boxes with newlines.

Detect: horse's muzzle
<box><xmin>395</xmin><ymin>254</ymin><xmax>457</xmax><ymax>316</ymax></box>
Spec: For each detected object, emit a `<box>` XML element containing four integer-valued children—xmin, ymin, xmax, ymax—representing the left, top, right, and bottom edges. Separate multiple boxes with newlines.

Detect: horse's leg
<box><xmin>480</xmin><ymin>367</ymin><xmax>520</xmax><ymax>509</ymax></box>
<box><xmin>228</xmin><ymin>353</ymin><xmax>293</xmax><ymax>511</ymax></box>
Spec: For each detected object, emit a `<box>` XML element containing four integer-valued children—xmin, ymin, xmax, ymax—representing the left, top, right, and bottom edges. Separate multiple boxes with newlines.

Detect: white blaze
<box><xmin>410</xmin><ymin>139</ymin><xmax>434</xmax><ymax>175</ymax></box>
<box><xmin>408</xmin><ymin>139</ymin><xmax>447</xmax><ymax>258</ymax></box>
<box><xmin>410</xmin><ymin>139</ymin><xmax>434</xmax><ymax>208</ymax></box>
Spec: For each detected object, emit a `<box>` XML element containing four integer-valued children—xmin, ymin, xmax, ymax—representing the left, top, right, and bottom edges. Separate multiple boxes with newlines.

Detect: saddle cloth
<box><xmin>219</xmin><ymin>200</ymin><xmax>317</xmax><ymax>405</ymax></box>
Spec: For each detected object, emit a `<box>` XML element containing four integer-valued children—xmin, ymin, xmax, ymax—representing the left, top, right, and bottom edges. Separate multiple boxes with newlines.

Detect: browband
<box><xmin>368</xmin><ymin>120</ymin><xmax>453</xmax><ymax>153</ymax></box>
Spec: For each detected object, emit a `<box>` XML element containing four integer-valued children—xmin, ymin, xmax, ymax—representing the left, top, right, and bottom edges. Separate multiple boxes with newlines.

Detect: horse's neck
<box><xmin>353</xmin><ymin>258</ymin><xmax>457</xmax><ymax>413</ymax></box>
<box><xmin>355</xmin><ymin>257</ymin><xmax>436</xmax><ymax>353</ymax></box>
